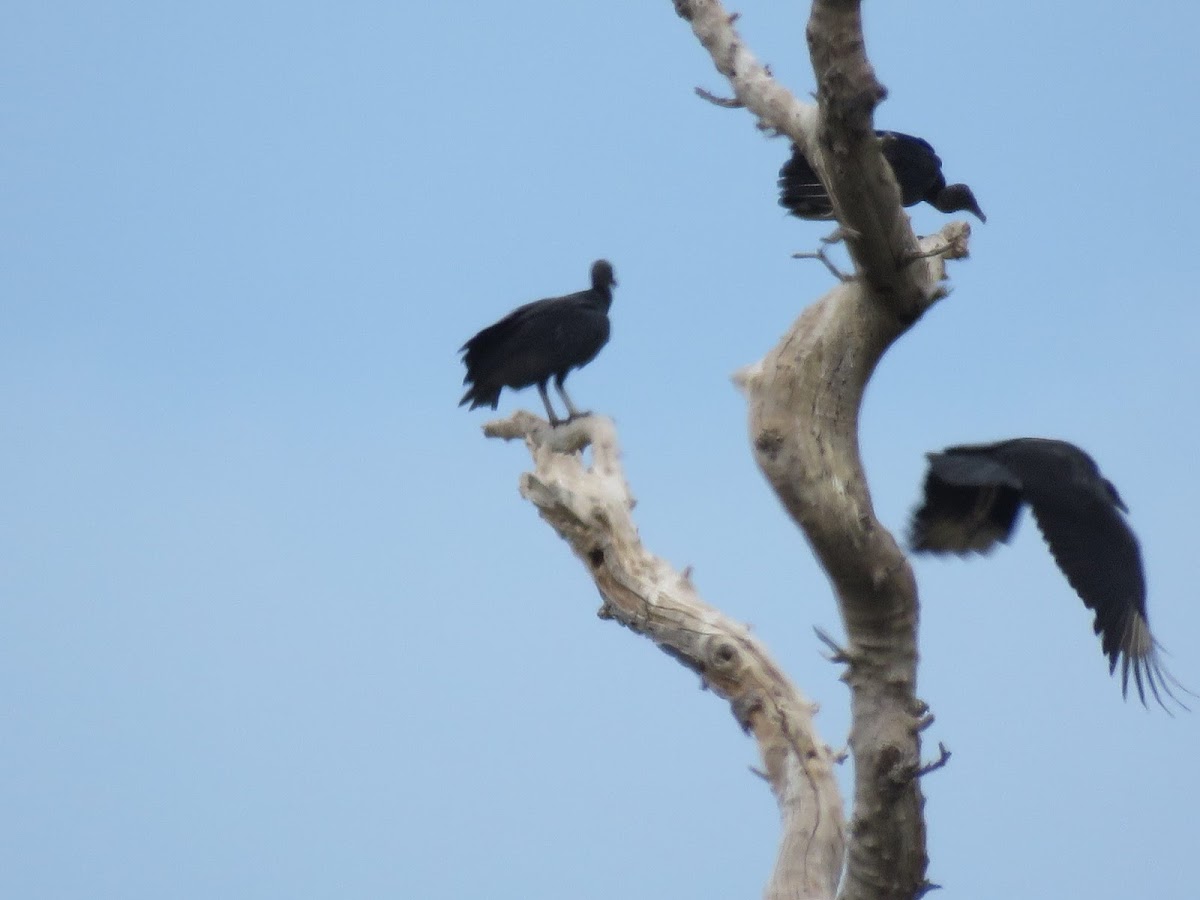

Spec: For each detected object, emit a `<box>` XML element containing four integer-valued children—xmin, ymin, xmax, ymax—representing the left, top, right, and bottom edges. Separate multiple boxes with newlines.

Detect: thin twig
<box><xmin>814</xmin><ymin>626</ymin><xmax>852</xmax><ymax>663</ymax></box>
<box><xmin>915</xmin><ymin>742</ymin><xmax>952</xmax><ymax>777</ymax></box>
<box><xmin>792</xmin><ymin>247</ymin><xmax>852</xmax><ymax>282</ymax></box>
<box><xmin>695</xmin><ymin>86</ymin><xmax>743</xmax><ymax>108</ymax></box>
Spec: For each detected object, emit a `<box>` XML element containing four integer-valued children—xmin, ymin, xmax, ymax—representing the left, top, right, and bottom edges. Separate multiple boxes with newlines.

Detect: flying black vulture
<box><xmin>909</xmin><ymin>438</ymin><xmax>1187</xmax><ymax>710</ymax></box>
<box><xmin>778</xmin><ymin>130</ymin><xmax>986</xmax><ymax>222</ymax></box>
<box><xmin>459</xmin><ymin>260</ymin><xmax>616</xmax><ymax>426</ymax></box>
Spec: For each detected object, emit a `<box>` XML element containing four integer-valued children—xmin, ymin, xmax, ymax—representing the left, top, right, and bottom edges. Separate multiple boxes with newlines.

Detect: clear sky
<box><xmin>4</xmin><ymin>2</ymin><xmax>1198</xmax><ymax>898</ymax></box>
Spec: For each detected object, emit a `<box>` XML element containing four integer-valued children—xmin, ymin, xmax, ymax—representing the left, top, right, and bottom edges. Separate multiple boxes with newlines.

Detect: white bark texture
<box><xmin>673</xmin><ymin>1</ymin><xmax>974</xmax><ymax>899</ymax></box>
<box><xmin>484</xmin><ymin>413</ymin><xmax>846</xmax><ymax>900</ymax></box>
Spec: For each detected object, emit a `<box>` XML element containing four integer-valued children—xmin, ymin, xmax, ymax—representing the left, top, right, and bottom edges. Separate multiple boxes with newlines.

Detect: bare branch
<box><xmin>484</xmin><ymin>412</ymin><xmax>846</xmax><ymax>900</ymax></box>
<box><xmin>792</xmin><ymin>246</ymin><xmax>852</xmax><ymax>283</ymax></box>
<box><xmin>673</xmin><ymin>0</ymin><xmax>820</xmax><ymax>155</ymax></box>
<box><xmin>814</xmin><ymin>626</ymin><xmax>853</xmax><ymax>666</ymax></box>
<box><xmin>915</xmin><ymin>743</ymin><xmax>952</xmax><ymax>778</ymax></box>
<box><xmin>695</xmin><ymin>86</ymin><xmax>744</xmax><ymax>108</ymax></box>
<box><xmin>898</xmin><ymin>221</ymin><xmax>973</xmax><ymax>269</ymax></box>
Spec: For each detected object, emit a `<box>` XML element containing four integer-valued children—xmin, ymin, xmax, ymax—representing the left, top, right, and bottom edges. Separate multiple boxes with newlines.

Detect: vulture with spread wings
<box><xmin>910</xmin><ymin>438</ymin><xmax>1188</xmax><ymax>711</ymax></box>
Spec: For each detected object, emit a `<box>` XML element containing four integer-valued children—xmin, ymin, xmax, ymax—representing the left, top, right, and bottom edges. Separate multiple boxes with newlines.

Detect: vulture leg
<box><xmin>536</xmin><ymin>382</ymin><xmax>563</xmax><ymax>427</ymax></box>
<box><xmin>555</xmin><ymin>374</ymin><xmax>588</xmax><ymax>421</ymax></box>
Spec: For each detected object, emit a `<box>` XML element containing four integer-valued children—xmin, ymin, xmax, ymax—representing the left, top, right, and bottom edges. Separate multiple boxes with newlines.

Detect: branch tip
<box><xmin>820</xmin><ymin>226</ymin><xmax>847</xmax><ymax>245</ymax></box>
<box><xmin>482</xmin><ymin>410</ymin><xmax>600</xmax><ymax>454</ymax></box>
<box><xmin>731</xmin><ymin>362</ymin><xmax>761</xmax><ymax>395</ymax></box>
<box><xmin>792</xmin><ymin>246</ymin><xmax>853</xmax><ymax>282</ymax></box>
<box><xmin>814</xmin><ymin>626</ymin><xmax>852</xmax><ymax>664</ymax></box>
<box><xmin>695</xmin><ymin>86</ymin><xmax>744</xmax><ymax>108</ymax></box>
<box><xmin>914</xmin><ymin>742</ymin><xmax>952</xmax><ymax>778</ymax></box>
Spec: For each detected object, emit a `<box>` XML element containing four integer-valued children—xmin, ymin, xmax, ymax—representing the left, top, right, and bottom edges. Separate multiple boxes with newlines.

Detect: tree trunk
<box><xmin>480</xmin><ymin>1</ymin><xmax>976</xmax><ymax>896</ymax></box>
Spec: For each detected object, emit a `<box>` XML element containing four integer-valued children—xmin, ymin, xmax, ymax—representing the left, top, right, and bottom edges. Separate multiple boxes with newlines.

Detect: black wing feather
<box><xmin>988</xmin><ymin>440</ymin><xmax>1187</xmax><ymax>710</ymax></box>
<box><xmin>777</xmin><ymin>144</ymin><xmax>834</xmax><ymax>220</ymax></box>
<box><xmin>1020</xmin><ymin>487</ymin><xmax>1185</xmax><ymax>709</ymax></box>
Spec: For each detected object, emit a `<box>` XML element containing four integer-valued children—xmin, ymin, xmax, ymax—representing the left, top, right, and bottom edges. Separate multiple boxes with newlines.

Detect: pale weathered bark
<box><xmin>673</xmin><ymin>1</ymin><xmax>975</xmax><ymax>899</ymax></box>
<box><xmin>478</xmin><ymin>1</ymin><xmax>974</xmax><ymax>897</ymax></box>
<box><xmin>739</xmin><ymin>234</ymin><xmax>962</xmax><ymax>900</ymax></box>
<box><xmin>484</xmin><ymin>412</ymin><xmax>846</xmax><ymax>900</ymax></box>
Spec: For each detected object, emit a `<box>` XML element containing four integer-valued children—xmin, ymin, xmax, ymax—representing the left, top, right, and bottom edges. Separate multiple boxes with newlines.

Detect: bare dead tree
<box><xmin>478</xmin><ymin>2</ymin><xmax>975</xmax><ymax>898</ymax></box>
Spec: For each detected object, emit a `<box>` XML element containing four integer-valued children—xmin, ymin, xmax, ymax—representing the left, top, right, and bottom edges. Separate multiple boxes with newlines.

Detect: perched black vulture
<box><xmin>778</xmin><ymin>130</ymin><xmax>986</xmax><ymax>222</ymax></box>
<box><xmin>909</xmin><ymin>438</ymin><xmax>1187</xmax><ymax>710</ymax></box>
<box><xmin>459</xmin><ymin>260</ymin><xmax>616</xmax><ymax>426</ymax></box>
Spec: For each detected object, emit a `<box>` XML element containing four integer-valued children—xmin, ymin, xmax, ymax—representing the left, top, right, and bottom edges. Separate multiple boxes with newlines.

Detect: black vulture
<box><xmin>909</xmin><ymin>438</ymin><xmax>1187</xmax><ymax>710</ymax></box>
<box><xmin>459</xmin><ymin>260</ymin><xmax>616</xmax><ymax>426</ymax></box>
<box><xmin>778</xmin><ymin>131</ymin><xmax>986</xmax><ymax>222</ymax></box>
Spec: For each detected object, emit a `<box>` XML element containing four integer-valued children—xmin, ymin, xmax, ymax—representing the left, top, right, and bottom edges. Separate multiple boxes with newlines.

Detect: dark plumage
<box><xmin>778</xmin><ymin>130</ymin><xmax>986</xmax><ymax>222</ymax></box>
<box><xmin>909</xmin><ymin>438</ymin><xmax>1187</xmax><ymax>710</ymax></box>
<box><xmin>459</xmin><ymin>260</ymin><xmax>616</xmax><ymax>426</ymax></box>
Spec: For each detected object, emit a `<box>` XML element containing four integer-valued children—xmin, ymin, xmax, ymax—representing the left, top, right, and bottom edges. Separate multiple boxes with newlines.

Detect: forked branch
<box><xmin>673</xmin><ymin>1</ymin><xmax>976</xmax><ymax>899</ymax></box>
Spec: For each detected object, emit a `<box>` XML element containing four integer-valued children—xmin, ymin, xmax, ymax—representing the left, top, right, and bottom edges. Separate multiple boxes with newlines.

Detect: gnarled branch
<box><xmin>485</xmin><ymin>412</ymin><xmax>846</xmax><ymax>900</ymax></box>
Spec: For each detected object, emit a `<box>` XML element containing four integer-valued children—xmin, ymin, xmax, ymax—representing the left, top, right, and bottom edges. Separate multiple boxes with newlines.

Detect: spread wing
<box><xmin>990</xmin><ymin>439</ymin><xmax>1189</xmax><ymax>711</ymax></box>
<box><xmin>1020</xmin><ymin>478</ymin><xmax>1183</xmax><ymax>709</ymax></box>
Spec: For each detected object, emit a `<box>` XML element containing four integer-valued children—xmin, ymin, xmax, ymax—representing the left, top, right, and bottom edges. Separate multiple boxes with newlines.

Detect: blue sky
<box><xmin>4</xmin><ymin>2</ymin><xmax>1198</xmax><ymax>898</ymax></box>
